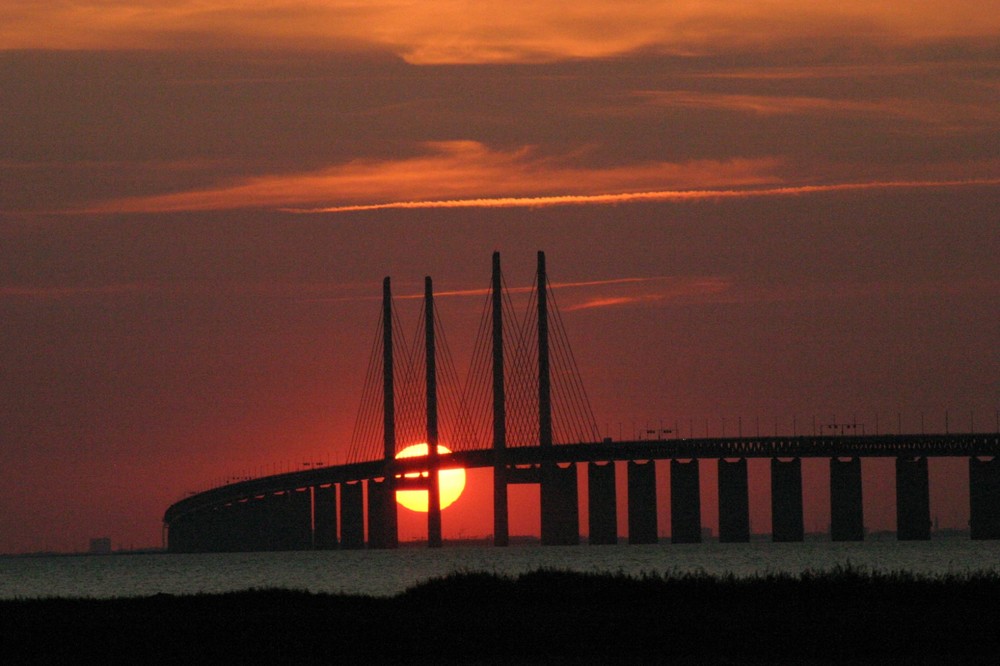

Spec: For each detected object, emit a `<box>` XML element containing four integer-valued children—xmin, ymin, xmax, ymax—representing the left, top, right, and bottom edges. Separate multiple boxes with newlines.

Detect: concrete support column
<box><xmin>830</xmin><ymin>457</ymin><xmax>864</xmax><ymax>541</ymax></box>
<box><xmin>244</xmin><ymin>496</ymin><xmax>268</xmax><ymax>551</ymax></box>
<box><xmin>204</xmin><ymin>504</ymin><xmax>222</xmax><ymax>552</ymax></box>
<box><xmin>278</xmin><ymin>488</ymin><xmax>312</xmax><ymax>550</ymax></box>
<box><xmin>263</xmin><ymin>495</ymin><xmax>284</xmax><ymax>551</ymax></box>
<box><xmin>340</xmin><ymin>481</ymin><xmax>365</xmax><ymax>549</ymax></box>
<box><xmin>896</xmin><ymin>456</ymin><xmax>930</xmax><ymax>540</ymax></box>
<box><xmin>228</xmin><ymin>500</ymin><xmax>253</xmax><ymax>552</ymax></box>
<box><xmin>541</xmin><ymin>463</ymin><xmax>579</xmax><ymax>545</ymax></box>
<box><xmin>970</xmin><ymin>457</ymin><xmax>1000</xmax><ymax>540</ymax></box>
<box><xmin>627</xmin><ymin>461</ymin><xmax>658</xmax><ymax>544</ymax></box>
<box><xmin>771</xmin><ymin>458</ymin><xmax>804</xmax><ymax>542</ymax></box>
<box><xmin>214</xmin><ymin>503</ymin><xmax>238</xmax><ymax>552</ymax></box>
<box><xmin>536</xmin><ymin>253</ymin><xmax>579</xmax><ymax>546</ymax></box>
<box><xmin>588</xmin><ymin>462</ymin><xmax>618</xmax><ymax>545</ymax></box>
<box><xmin>314</xmin><ymin>484</ymin><xmax>338</xmax><ymax>549</ymax></box>
<box><xmin>493</xmin><ymin>466</ymin><xmax>509</xmax><ymax>547</ymax></box>
<box><xmin>367</xmin><ymin>478</ymin><xmax>395</xmax><ymax>548</ymax></box>
<box><xmin>262</xmin><ymin>492</ymin><xmax>286</xmax><ymax>551</ymax></box>
<box><xmin>166</xmin><ymin>513</ymin><xmax>192</xmax><ymax>553</ymax></box>
<box><xmin>718</xmin><ymin>458</ymin><xmax>750</xmax><ymax>543</ymax></box>
<box><xmin>183</xmin><ymin>509</ymin><xmax>210</xmax><ymax>553</ymax></box>
<box><xmin>213</xmin><ymin>507</ymin><xmax>233</xmax><ymax>551</ymax></box>
<box><xmin>670</xmin><ymin>459</ymin><xmax>701</xmax><ymax>544</ymax></box>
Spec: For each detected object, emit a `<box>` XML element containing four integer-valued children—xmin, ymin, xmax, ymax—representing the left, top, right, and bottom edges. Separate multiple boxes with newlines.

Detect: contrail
<box><xmin>395</xmin><ymin>276</ymin><xmax>679</xmax><ymax>299</ymax></box>
<box><xmin>285</xmin><ymin>178</ymin><xmax>1000</xmax><ymax>214</ymax></box>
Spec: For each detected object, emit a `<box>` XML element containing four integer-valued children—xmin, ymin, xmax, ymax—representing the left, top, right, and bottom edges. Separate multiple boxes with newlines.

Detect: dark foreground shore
<box><xmin>3</xmin><ymin>567</ymin><xmax>1000</xmax><ymax>664</ymax></box>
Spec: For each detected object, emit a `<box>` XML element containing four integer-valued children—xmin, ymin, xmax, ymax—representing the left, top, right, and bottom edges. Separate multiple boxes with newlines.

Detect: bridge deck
<box><xmin>164</xmin><ymin>432</ymin><xmax>1000</xmax><ymax>523</ymax></box>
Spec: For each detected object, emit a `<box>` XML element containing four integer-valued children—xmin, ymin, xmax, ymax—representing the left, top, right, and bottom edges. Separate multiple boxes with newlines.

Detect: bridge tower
<box><xmin>491</xmin><ymin>252</ymin><xmax>509</xmax><ymax>546</ymax></box>
<box><xmin>537</xmin><ymin>251</ymin><xmax>580</xmax><ymax>545</ymax></box>
<box><xmin>424</xmin><ymin>276</ymin><xmax>443</xmax><ymax>547</ymax></box>
<box><xmin>368</xmin><ymin>277</ymin><xmax>399</xmax><ymax>549</ymax></box>
<box><xmin>489</xmin><ymin>251</ymin><xmax>582</xmax><ymax>546</ymax></box>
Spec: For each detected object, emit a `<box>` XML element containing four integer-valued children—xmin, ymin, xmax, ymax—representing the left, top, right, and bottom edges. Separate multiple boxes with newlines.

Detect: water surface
<box><xmin>2</xmin><ymin>538</ymin><xmax>997</xmax><ymax>599</ymax></box>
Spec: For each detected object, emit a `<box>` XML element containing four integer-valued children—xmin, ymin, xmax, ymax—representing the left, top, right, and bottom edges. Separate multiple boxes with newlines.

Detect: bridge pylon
<box><xmin>490</xmin><ymin>251</ymin><xmax>581</xmax><ymax>545</ymax></box>
<box><xmin>424</xmin><ymin>276</ymin><xmax>443</xmax><ymax>547</ymax></box>
<box><xmin>369</xmin><ymin>277</ymin><xmax>399</xmax><ymax>549</ymax></box>
<box><xmin>491</xmin><ymin>252</ymin><xmax>509</xmax><ymax>546</ymax></box>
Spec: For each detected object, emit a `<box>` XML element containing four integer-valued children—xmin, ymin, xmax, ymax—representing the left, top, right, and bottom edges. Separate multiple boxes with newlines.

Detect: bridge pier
<box><xmin>493</xmin><ymin>466</ymin><xmax>509</xmax><ymax>546</ymax></box>
<box><xmin>254</xmin><ymin>494</ymin><xmax>274</xmax><ymax>550</ymax></box>
<box><xmin>896</xmin><ymin>456</ymin><xmax>930</xmax><ymax>540</ymax></box>
<box><xmin>288</xmin><ymin>488</ymin><xmax>313</xmax><ymax>550</ymax></box>
<box><xmin>225</xmin><ymin>500</ymin><xmax>251</xmax><ymax>552</ymax></box>
<box><xmin>718</xmin><ymin>458</ymin><xmax>750</xmax><ymax>542</ymax></box>
<box><xmin>541</xmin><ymin>463</ymin><xmax>580</xmax><ymax>545</ymax></box>
<box><xmin>340</xmin><ymin>481</ymin><xmax>365</xmax><ymax>549</ymax></box>
<box><xmin>314</xmin><ymin>484</ymin><xmax>338</xmax><ymax>549</ymax></box>
<box><xmin>627</xmin><ymin>461</ymin><xmax>658</xmax><ymax>544</ymax></box>
<box><xmin>197</xmin><ymin>506</ymin><xmax>224</xmax><ymax>552</ymax></box>
<box><xmin>830</xmin><ymin>457</ymin><xmax>864</xmax><ymax>541</ymax></box>
<box><xmin>670</xmin><ymin>459</ymin><xmax>701</xmax><ymax>543</ymax></box>
<box><xmin>587</xmin><ymin>462</ymin><xmax>617</xmax><ymax>545</ymax></box>
<box><xmin>213</xmin><ymin>505</ymin><xmax>236</xmax><ymax>551</ymax></box>
<box><xmin>262</xmin><ymin>489</ymin><xmax>311</xmax><ymax>551</ymax></box>
<box><xmin>970</xmin><ymin>457</ymin><xmax>1000</xmax><ymax>539</ymax></box>
<box><xmin>263</xmin><ymin>493</ymin><xmax>286</xmax><ymax>550</ymax></box>
<box><xmin>366</xmin><ymin>477</ymin><xmax>398</xmax><ymax>549</ymax></box>
<box><xmin>285</xmin><ymin>489</ymin><xmax>310</xmax><ymax>550</ymax></box>
<box><xmin>244</xmin><ymin>498</ymin><xmax>271</xmax><ymax>551</ymax></box>
<box><xmin>771</xmin><ymin>458</ymin><xmax>804</xmax><ymax>542</ymax></box>
<box><xmin>211</xmin><ymin>502</ymin><xmax>236</xmax><ymax>552</ymax></box>
<box><xmin>243</xmin><ymin>495</ymin><xmax>268</xmax><ymax>551</ymax></box>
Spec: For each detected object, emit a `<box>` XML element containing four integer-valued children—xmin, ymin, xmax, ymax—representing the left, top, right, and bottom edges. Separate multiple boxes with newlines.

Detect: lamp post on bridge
<box><xmin>823</xmin><ymin>422</ymin><xmax>864</xmax><ymax>436</ymax></box>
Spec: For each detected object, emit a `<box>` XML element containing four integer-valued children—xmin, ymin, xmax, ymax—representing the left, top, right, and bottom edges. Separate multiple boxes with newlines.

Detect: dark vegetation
<box><xmin>3</xmin><ymin>566</ymin><xmax>1000</xmax><ymax>664</ymax></box>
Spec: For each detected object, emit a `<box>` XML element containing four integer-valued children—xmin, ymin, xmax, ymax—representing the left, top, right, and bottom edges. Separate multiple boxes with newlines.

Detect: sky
<box><xmin>1</xmin><ymin>1</ymin><xmax>998</xmax><ymax>553</ymax></box>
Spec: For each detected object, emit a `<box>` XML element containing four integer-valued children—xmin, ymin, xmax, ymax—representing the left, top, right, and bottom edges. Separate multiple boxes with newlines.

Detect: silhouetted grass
<box><xmin>4</xmin><ymin>566</ymin><xmax>1000</xmax><ymax>663</ymax></box>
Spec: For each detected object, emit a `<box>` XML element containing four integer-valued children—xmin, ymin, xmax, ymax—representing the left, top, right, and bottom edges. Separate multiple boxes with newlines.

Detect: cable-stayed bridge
<box><xmin>163</xmin><ymin>252</ymin><xmax>1000</xmax><ymax>551</ymax></box>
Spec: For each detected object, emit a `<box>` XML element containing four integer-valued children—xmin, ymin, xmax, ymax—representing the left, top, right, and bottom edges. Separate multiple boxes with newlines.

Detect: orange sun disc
<box><xmin>394</xmin><ymin>443</ymin><xmax>466</xmax><ymax>512</ymax></box>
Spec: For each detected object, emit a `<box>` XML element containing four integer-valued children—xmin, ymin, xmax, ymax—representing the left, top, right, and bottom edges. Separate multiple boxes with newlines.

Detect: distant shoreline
<box><xmin>3</xmin><ymin>568</ymin><xmax>999</xmax><ymax>663</ymax></box>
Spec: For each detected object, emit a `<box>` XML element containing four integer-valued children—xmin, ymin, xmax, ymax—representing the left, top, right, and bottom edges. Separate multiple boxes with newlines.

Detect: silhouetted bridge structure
<box><xmin>164</xmin><ymin>253</ymin><xmax>1000</xmax><ymax>551</ymax></box>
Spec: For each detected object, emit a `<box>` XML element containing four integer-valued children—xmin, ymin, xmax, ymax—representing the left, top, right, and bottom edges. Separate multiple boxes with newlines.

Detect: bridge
<box><xmin>164</xmin><ymin>252</ymin><xmax>1000</xmax><ymax>551</ymax></box>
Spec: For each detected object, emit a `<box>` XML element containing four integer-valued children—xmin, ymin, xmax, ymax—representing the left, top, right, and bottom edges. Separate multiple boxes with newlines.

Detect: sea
<box><xmin>3</xmin><ymin>536</ymin><xmax>999</xmax><ymax>599</ymax></box>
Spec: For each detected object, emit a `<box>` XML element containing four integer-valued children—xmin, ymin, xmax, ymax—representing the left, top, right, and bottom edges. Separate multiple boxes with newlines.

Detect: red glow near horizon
<box><xmin>0</xmin><ymin>0</ymin><xmax>996</xmax><ymax>554</ymax></box>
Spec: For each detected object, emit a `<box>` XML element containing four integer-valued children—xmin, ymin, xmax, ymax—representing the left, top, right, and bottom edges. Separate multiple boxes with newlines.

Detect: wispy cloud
<box><xmin>291</xmin><ymin>178</ymin><xmax>1000</xmax><ymax>214</ymax></box>
<box><xmin>2</xmin><ymin>2</ymin><xmax>996</xmax><ymax>63</ymax></box>
<box><xmin>75</xmin><ymin>142</ymin><xmax>783</xmax><ymax>215</ymax></box>
<box><xmin>394</xmin><ymin>277</ymin><xmax>696</xmax><ymax>302</ymax></box>
<box><xmin>60</xmin><ymin>136</ymin><xmax>1000</xmax><ymax>216</ymax></box>
<box><xmin>638</xmin><ymin>91</ymin><xmax>1000</xmax><ymax>129</ymax></box>
<box><xmin>562</xmin><ymin>277</ymin><xmax>733</xmax><ymax>311</ymax></box>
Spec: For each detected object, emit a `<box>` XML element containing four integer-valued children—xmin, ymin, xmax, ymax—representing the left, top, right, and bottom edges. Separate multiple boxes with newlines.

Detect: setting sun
<box><xmin>395</xmin><ymin>443</ymin><xmax>466</xmax><ymax>512</ymax></box>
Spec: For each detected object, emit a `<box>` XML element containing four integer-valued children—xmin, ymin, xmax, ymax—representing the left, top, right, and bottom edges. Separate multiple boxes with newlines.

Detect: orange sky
<box><xmin>3</xmin><ymin>2</ymin><xmax>998</xmax><ymax>61</ymax></box>
<box><xmin>1</xmin><ymin>1</ymin><xmax>997</xmax><ymax>553</ymax></box>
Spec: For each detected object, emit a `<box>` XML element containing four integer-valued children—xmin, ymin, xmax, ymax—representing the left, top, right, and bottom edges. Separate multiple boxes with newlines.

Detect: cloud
<box><xmin>291</xmin><ymin>179</ymin><xmax>1000</xmax><ymax>214</ymax></box>
<box><xmin>70</xmin><ymin>137</ymin><xmax>1000</xmax><ymax>215</ymax></box>
<box><xmin>75</xmin><ymin>142</ymin><xmax>784</xmax><ymax>214</ymax></box>
<box><xmin>561</xmin><ymin>277</ymin><xmax>733</xmax><ymax>311</ymax></box>
<box><xmin>2</xmin><ymin>2</ymin><xmax>997</xmax><ymax>63</ymax></box>
<box><xmin>560</xmin><ymin>276</ymin><xmax>1000</xmax><ymax>312</ymax></box>
<box><xmin>638</xmin><ymin>91</ymin><xmax>1000</xmax><ymax>128</ymax></box>
<box><xmin>395</xmin><ymin>277</ymin><xmax>704</xmax><ymax>302</ymax></box>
